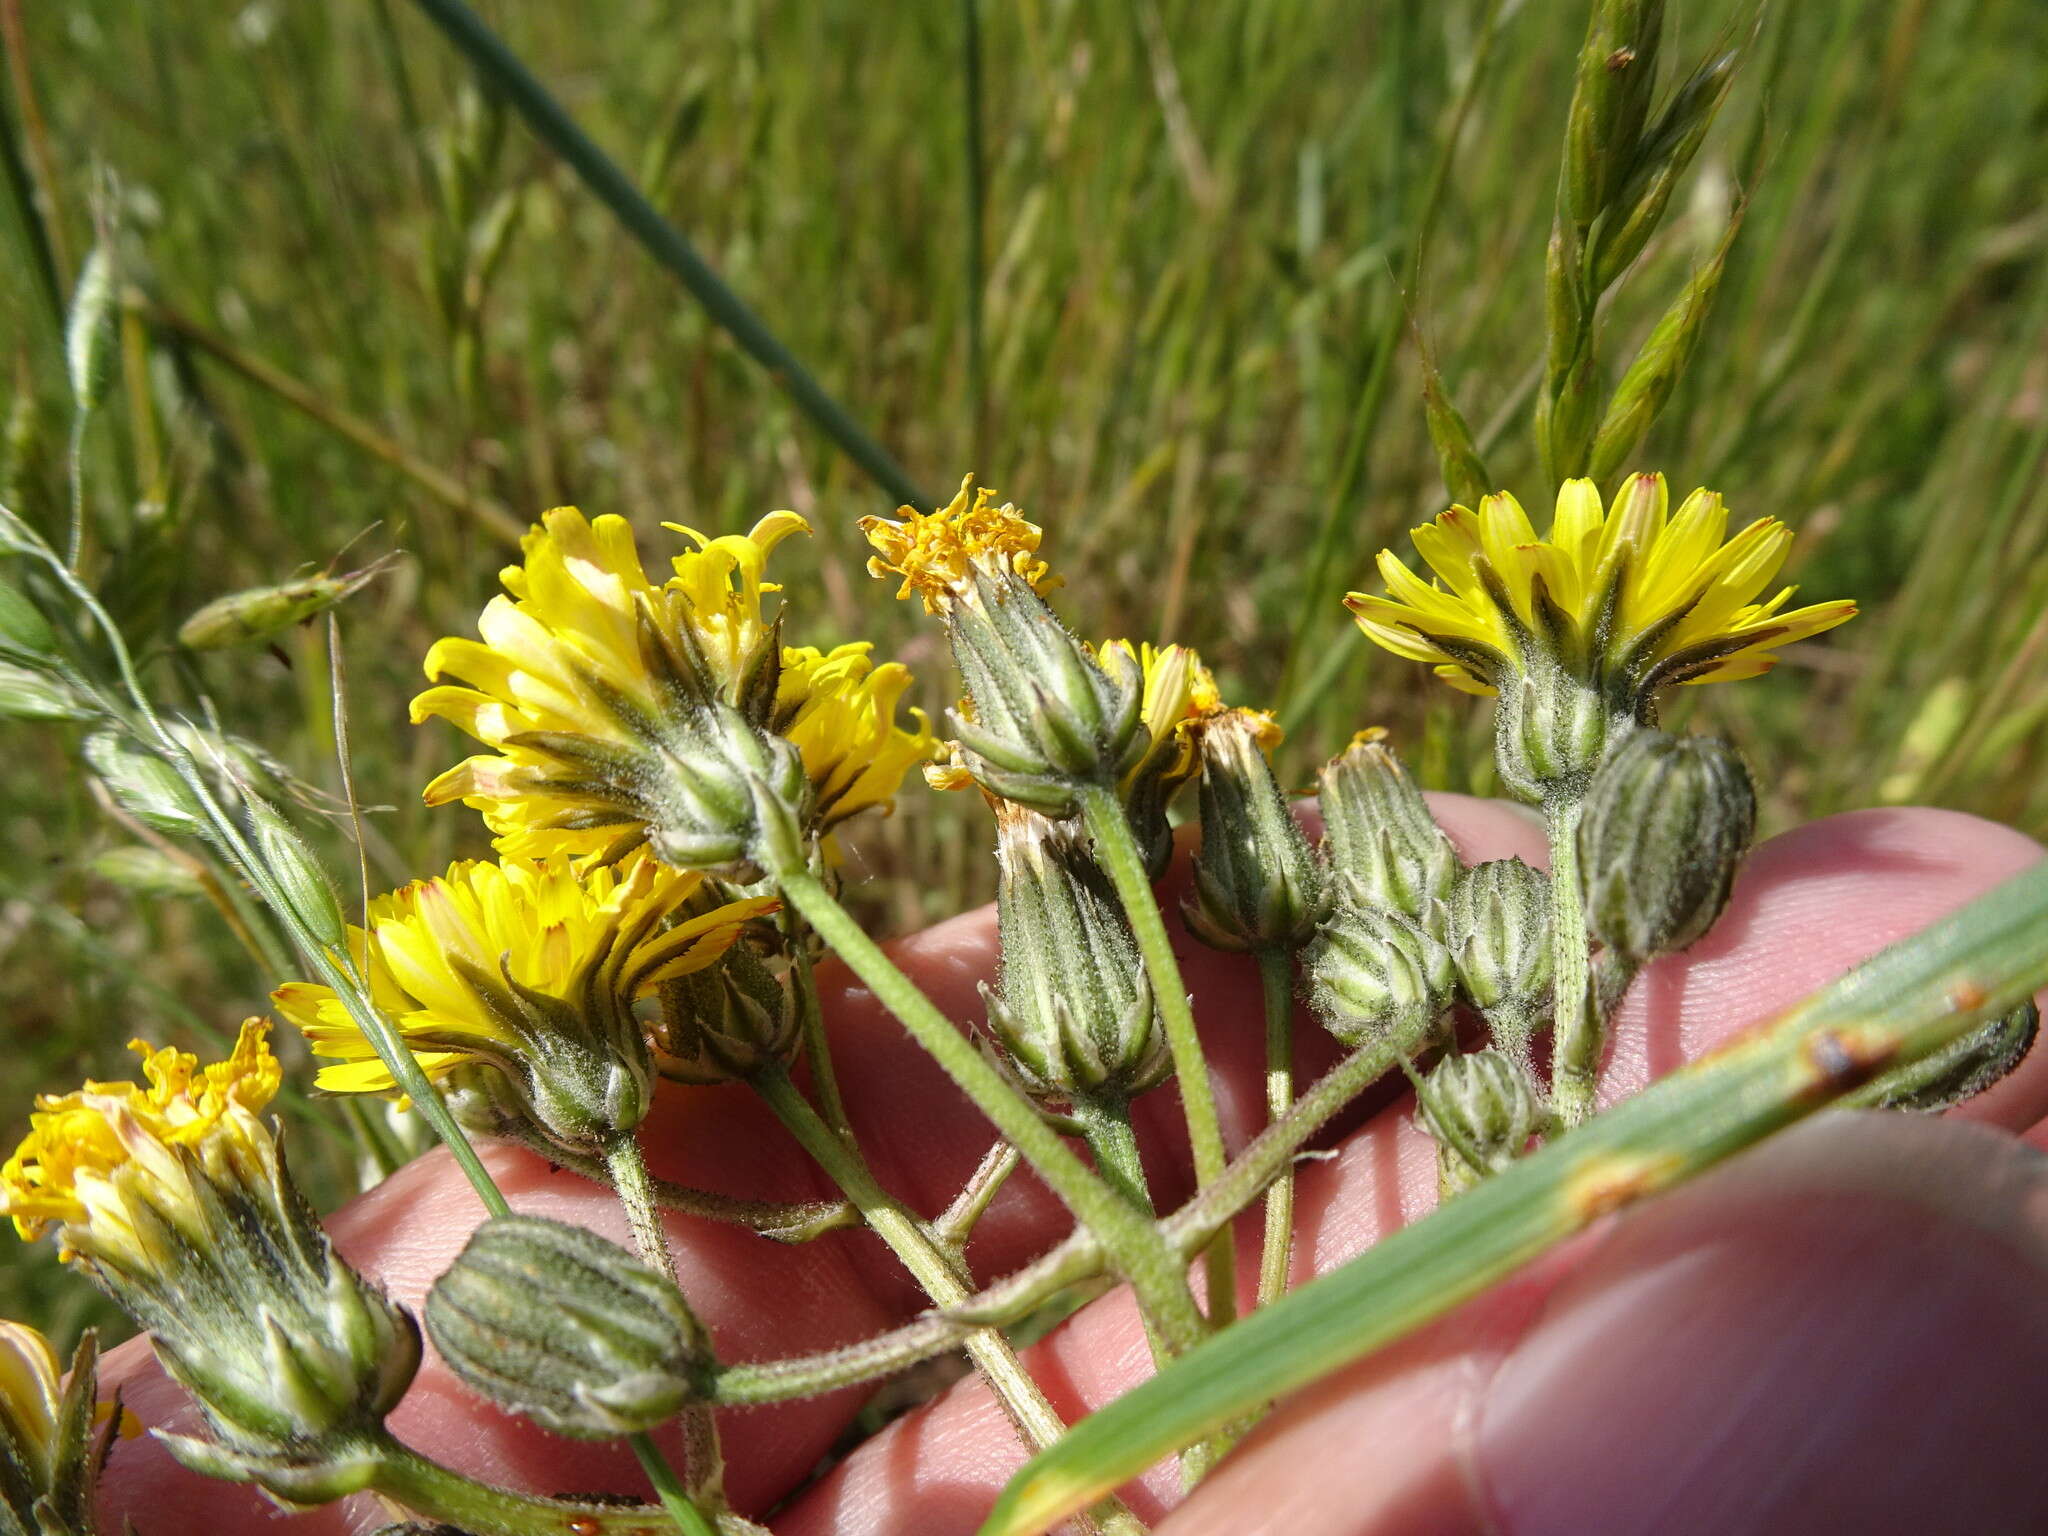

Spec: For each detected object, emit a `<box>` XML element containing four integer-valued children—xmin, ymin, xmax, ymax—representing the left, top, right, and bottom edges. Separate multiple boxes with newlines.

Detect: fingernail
<box><xmin>1473</xmin><ymin>1114</ymin><xmax>2048</xmax><ymax>1535</ymax></box>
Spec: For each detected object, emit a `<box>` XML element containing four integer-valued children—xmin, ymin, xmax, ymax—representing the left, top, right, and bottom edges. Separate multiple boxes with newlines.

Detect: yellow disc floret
<box><xmin>3</xmin><ymin>1020</ymin><xmax>280</xmax><ymax>1256</ymax></box>
<box><xmin>860</xmin><ymin>475</ymin><xmax>1058</xmax><ymax>614</ymax></box>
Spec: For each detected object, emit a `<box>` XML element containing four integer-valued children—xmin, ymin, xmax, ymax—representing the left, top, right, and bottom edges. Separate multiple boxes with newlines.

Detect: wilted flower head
<box><xmin>1346</xmin><ymin>474</ymin><xmax>1856</xmax><ymax>701</ymax></box>
<box><xmin>1</xmin><ymin>1024</ymin><xmax>418</xmax><ymax>1492</ymax></box>
<box><xmin>862</xmin><ymin>477</ymin><xmax>1143</xmax><ymax>816</ymax></box>
<box><xmin>859</xmin><ymin>476</ymin><xmax>1056</xmax><ymax>614</ymax></box>
<box><xmin>3</xmin><ymin>1021</ymin><xmax>281</xmax><ymax>1261</ymax></box>
<box><xmin>272</xmin><ymin>856</ymin><xmax>773</xmax><ymax>1148</ymax></box>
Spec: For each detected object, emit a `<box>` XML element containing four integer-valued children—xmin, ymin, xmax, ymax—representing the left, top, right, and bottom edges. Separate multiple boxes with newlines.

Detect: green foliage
<box><xmin>3</xmin><ymin>0</ymin><xmax>2047</xmax><ymax>1343</ymax></box>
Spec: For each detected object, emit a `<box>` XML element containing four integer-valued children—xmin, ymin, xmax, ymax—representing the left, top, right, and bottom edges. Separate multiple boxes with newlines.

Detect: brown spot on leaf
<box><xmin>1950</xmin><ymin>981</ymin><xmax>1988</xmax><ymax>1013</ymax></box>
<box><xmin>1564</xmin><ymin>1151</ymin><xmax>1682</xmax><ymax>1223</ymax></box>
<box><xmin>1607</xmin><ymin>46</ymin><xmax>1637</xmax><ymax>72</ymax></box>
<box><xmin>1802</xmin><ymin>1027</ymin><xmax>1897</xmax><ymax>1094</ymax></box>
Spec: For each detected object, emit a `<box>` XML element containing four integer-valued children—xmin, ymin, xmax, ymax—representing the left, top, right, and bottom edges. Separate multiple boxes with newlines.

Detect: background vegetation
<box><xmin>4</xmin><ymin>0</ymin><xmax>2046</xmax><ymax>1337</ymax></box>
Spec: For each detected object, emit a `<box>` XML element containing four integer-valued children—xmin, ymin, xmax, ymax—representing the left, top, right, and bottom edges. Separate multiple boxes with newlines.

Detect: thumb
<box><xmin>1161</xmin><ymin>1111</ymin><xmax>2048</xmax><ymax>1536</ymax></box>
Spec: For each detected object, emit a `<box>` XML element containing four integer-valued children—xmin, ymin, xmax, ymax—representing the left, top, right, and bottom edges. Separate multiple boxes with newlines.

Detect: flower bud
<box><xmin>1417</xmin><ymin>1048</ymin><xmax>1545</xmax><ymax>1194</ymax></box>
<box><xmin>1183</xmin><ymin>709</ymin><xmax>1323</xmax><ymax>952</ymax></box>
<box><xmin>984</xmin><ymin>802</ymin><xmax>1170</xmax><ymax>1105</ymax></box>
<box><xmin>1444</xmin><ymin>858</ymin><xmax>1553</xmax><ymax>1047</ymax></box>
<box><xmin>0</xmin><ymin>1324</ymin><xmax>107</xmax><ymax>1535</ymax></box>
<box><xmin>1306</xmin><ymin>903</ymin><xmax>1454</xmax><ymax>1047</ymax></box>
<box><xmin>425</xmin><ymin>1214</ymin><xmax>706</xmax><ymax>1440</ymax></box>
<box><xmin>651</xmin><ymin>933</ymin><xmax>800</xmax><ymax>1084</ymax></box>
<box><xmin>243</xmin><ymin>795</ymin><xmax>348</xmax><ymax>949</ymax></box>
<box><xmin>1316</xmin><ymin>732</ymin><xmax>1459</xmax><ymax>918</ymax></box>
<box><xmin>1578</xmin><ymin>728</ymin><xmax>1755</xmax><ymax>966</ymax></box>
<box><xmin>86</xmin><ymin>845</ymin><xmax>207</xmax><ymax>898</ymax></box>
<box><xmin>83</xmin><ymin>731</ymin><xmax>209</xmax><ymax>836</ymax></box>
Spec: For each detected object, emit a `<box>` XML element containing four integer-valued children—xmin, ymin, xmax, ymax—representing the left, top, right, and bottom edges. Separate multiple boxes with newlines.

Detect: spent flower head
<box><xmin>272</xmin><ymin>855</ymin><xmax>773</xmax><ymax>1151</ymax></box>
<box><xmin>1</xmin><ymin>1024</ymin><xmax>417</xmax><ymax>1499</ymax></box>
<box><xmin>863</xmin><ymin>477</ymin><xmax>1144</xmax><ymax>816</ymax></box>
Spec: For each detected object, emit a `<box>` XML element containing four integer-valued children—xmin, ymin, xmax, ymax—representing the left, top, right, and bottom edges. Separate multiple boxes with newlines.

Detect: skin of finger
<box><xmin>91</xmin><ymin>805</ymin><xmax>2042</xmax><ymax>1529</ymax></box>
<box><xmin>772</xmin><ymin>808</ymin><xmax>2048</xmax><ymax>1532</ymax></box>
<box><xmin>87</xmin><ymin>792</ymin><xmax>1539</xmax><ymax>1530</ymax></box>
<box><xmin>1157</xmin><ymin>1111</ymin><xmax>2048</xmax><ymax>1536</ymax></box>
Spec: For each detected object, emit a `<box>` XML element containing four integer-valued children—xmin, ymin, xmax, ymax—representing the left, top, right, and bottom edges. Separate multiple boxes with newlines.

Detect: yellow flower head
<box><xmin>1345</xmin><ymin>475</ymin><xmax>1858</xmax><ymax>699</ymax></box>
<box><xmin>860</xmin><ymin>475</ymin><xmax>1058</xmax><ymax>615</ymax></box>
<box><xmin>3</xmin><ymin>1021</ymin><xmax>280</xmax><ymax>1264</ymax></box>
<box><xmin>414</xmin><ymin>506</ymin><xmax>927</xmax><ymax>866</ymax></box>
<box><xmin>774</xmin><ymin>643</ymin><xmax>938</xmax><ymax>830</ymax></box>
<box><xmin>273</xmin><ymin>854</ymin><xmax>773</xmax><ymax>1107</ymax></box>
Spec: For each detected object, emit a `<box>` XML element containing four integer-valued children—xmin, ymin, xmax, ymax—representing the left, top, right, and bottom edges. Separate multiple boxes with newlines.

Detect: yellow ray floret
<box><xmin>1097</xmin><ymin>639</ymin><xmax>1227</xmax><ymax>802</ymax></box>
<box><xmin>860</xmin><ymin>475</ymin><xmax>1058</xmax><ymax>614</ymax></box>
<box><xmin>271</xmin><ymin>855</ymin><xmax>773</xmax><ymax>1097</ymax></box>
<box><xmin>414</xmin><ymin>506</ymin><xmax>929</xmax><ymax>860</ymax></box>
<box><xmin>1344</xmin><ymin>474</ymin><xmax>1857</xmax><ymax>697</ymax></box>
<box><xmin>775</xmin><ymin>643</ymin><xmax>938</xmax><ymax>830</ymax></box>
<box><xmin>2</xmin><ymin>1020</ymin><xmax>281</xmax><ymax>1258</ymax></box>
<box><xmin>0</xmin><ymin>1319</ymin><xmax>62</xmax><ymax>1481</ymax></box>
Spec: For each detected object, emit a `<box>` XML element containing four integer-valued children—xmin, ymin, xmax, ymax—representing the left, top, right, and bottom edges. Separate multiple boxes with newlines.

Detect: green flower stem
<box><xmin>1545</xmin><ymin>795</ymin><xmax>1599</xmax><ymax>1128</ymax></box>
<box><xmin>371</xmin><ymin>1436</ymin><xmax>695</xmax><ymax>1535</ymax></box>
<box><xmin>604</xmin><ymin>1132</ymin><xmax>728</xmax><ymax>1520</ymax></box>
<box><xmin>751</xmin><ymin>1065</ymin><xmax>1150</xmax><ymax>1536</ymax></box>
<box><xmin>629</xmin><ymin>1434</ymin><xmax>725</xmax><ymax>1536</ymax></box>
<box><xmin>1070</xmin><ymin>1094</ymin><xmax>1156</xmax><ymax>1216</ymax></box>
<box><xmin>1254</xmin><ymin>948</ymin><xmax>1297</xmax><ymax>1308</ymax></box>
<box><xmin>1077</xmin><ymin>782</ymin><xmax>1237</xmax><ymax>1328</ymax></box>
<box><xmin>934</xmin><ymin>1139</ymin><xmax>1022</xmax><ymax>1252</ymax></box>
<box><xmin>782</xmin><ymin>903</ymin><xmax>855</xmax><ymax>1140</ymax></box>
<box><xmin>775</xmin><ymin>868</ymin><xmax>1209</xmax><ymax>1353</ymax></box>
<box><xmin>515</xmin><ymin>1131</ymin><xmax>857</xmax><ymax>1242</ymax></box>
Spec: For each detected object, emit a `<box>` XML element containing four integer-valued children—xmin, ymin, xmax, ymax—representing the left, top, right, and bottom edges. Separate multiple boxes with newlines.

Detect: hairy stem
<box><xmin>751</xmin><ymin>1067</ymin><xmax>1146</xmax><ymax>1533</ymax></box>
<box><xmin>1545</xmin><ymin>796</ymin><xmax>1599</xmax><ymax>1127</ymax></box>
<box><xmin>775</xmin><ymin>868</ymin><xmax>1208</xmax><ymax>1352</ymax></box>
<box><xmin>1076</xmin><ymin>782</ymin><xmax>1236</xmax><ymax>1328</ymax></box>
<box><xmin>605</xmin><ymin>1133</ymin><xmax>727</xmax><ymax>1517</ymax></box>
<box><xmin>1255</xmin><ymin>947</ymin><xmax>1297</xmax><ymax>1307</ymax></box>
<box><xmin>373</xmin><ymin>1436</ymin><xmax>703</xmax><ymax>1536</ymax></box>
<box><xmin>1071</xmin><ymin>1094</ymin><xmax>1155</xmax><ymax>1216</ymax></box>
<box><xmin>934</xmin><ymin>1139</ymin><xmax>1021</xmax><ymax>1253</ymax></box>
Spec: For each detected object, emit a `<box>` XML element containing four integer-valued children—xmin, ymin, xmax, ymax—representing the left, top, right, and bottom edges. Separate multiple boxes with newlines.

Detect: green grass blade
<box><xmin>979</xmin><ymin>855</ymin><xmax>2048</xmax><ymax>1536</ymax></box>
<box><xmin>408</xmin><ymin>0</ymin><xmax>932</xmax><ymax>512</ymax></box>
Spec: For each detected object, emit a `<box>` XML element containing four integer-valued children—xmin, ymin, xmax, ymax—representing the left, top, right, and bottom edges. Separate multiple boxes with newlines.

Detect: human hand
<box><xmin>94</xmin><ymin>802</ymin><xmax>2048</xmax><ymax>1534</ymax></box>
